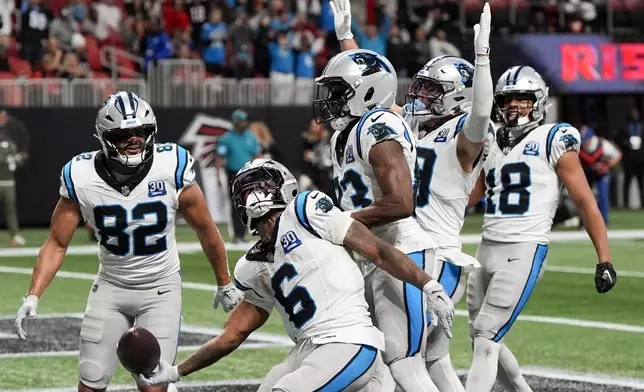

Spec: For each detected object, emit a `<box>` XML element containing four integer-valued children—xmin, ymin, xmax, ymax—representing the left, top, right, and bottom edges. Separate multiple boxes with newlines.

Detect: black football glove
<box><xmin>595</xmin><ymin>262</ymin><xmax>617</xmax><ymax>293</ymax></box>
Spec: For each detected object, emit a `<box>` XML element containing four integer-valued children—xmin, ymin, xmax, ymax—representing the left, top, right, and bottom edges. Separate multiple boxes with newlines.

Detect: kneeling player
<box><xmin>136</xmin><ymin>159</ymin><xmax>455</xmax><ymax>391</ymax></box>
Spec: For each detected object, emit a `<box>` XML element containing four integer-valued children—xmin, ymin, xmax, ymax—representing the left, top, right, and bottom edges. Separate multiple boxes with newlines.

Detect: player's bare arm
<box><xmin>28</xmin><ymin>197</ymin><xmax>81</xmax><ymax>298</ymax></box>
<box><xmin>14</xmin><ymin>197</ymin><xmax>81</xmax><ymax>339</ymax></box>
<box><xmin>556</xmin><ymin>151</ymin><xmax>617</xmax><ymax>293</ymax></box>
<box><xmin>343</xmin><ymin>220</ymin><xmax>431</xmax><ymax>290</ymax></box>
<box><xmin>178</xmin><ymin>301</ymin><xmax>269</xmax><ymax>377</ymax></box>
<box><xmin>350</xmin><ymin>141</ymin><xmax>414</xmax><ymax>228</ymax></box>
<box><xmin>456</xmin><ymin>3</ymin><xmax>492</xmax><ymax>173</ymax></box>
<box><xmin>178</xmin><ymin>183</ymin><xmax>232</xmax><ymax>286</ymax></box>
<box><xmin>136</xmin><ymin>300</ymin><xmax>269</xmax><ymax>386</ymax></box>
<box><xmin>468</xmin><ymin>172</ymin><xmax>487</xmax><ymax>209</ymax></box>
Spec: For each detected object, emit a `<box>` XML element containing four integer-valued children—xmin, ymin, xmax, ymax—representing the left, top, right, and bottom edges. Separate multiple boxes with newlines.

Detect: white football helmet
<box><xmin>405</xmin><ymin>56</ymin><xmax>474</xmax><ymax>120</ymax></box>
<box><xmin>95</xmin><ymin>91</ymin><xmax>157</xmax><ymax>167</ymax></box>
<box><xmin>230</xmin><ymin>159</ymin><xmax>299</xmax><ymax>234</ymax></box>
<box><xmin>494</xmin><ymin>65</ymin><xmax>549</xmax><ymax>132</ymax></box>
<box><xmin>313</xmin><ymin>49</ymin><xmax>397</xmax><ymax>131</ymax></box>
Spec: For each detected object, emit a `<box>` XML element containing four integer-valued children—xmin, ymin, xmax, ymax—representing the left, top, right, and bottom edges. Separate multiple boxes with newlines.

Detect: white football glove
<box><xmin>14</xmin><ymin>295</ymin><xmax>38</xmax><ymax>340</ymax></box>
<box><xmin>213</xmin><ymin>282</ymin><xmax>243</xmax><ymax>313</ymax></box>
<box><xmin>423</xmin><ymin>280</ymin><xmax>455</xmax><ymax>339</ymax></box>
<box><xmin>329</xmin><ymin>0</ymin><xmax>353</xmax><ymax>41</ymax></box>
<box><xmin>473</xmin><ymin>2</ymin><xmax>491</xmax><ymax>60</ymax></box>
<box><xmin>135</xmin><ymin>359</ymin><xmax>181</xmax><ymax>386</ymax></box>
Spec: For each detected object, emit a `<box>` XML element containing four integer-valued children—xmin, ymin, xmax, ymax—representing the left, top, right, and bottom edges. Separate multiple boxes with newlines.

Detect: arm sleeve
<box><xmin>233</xmin><ymin>257</ymin><xmax>275</xmax><ymax>313</ymax></box>
<box><xmin>358</xmin><ymin>109</ymin><xmax>413</xmax><ymax>162</ymax></box>
<box><xmin>293</xmin><ymin>190</ymin><xmax>353</xmax><ymax>245</ymax></box>
<box><xmin>352</xmin><ymin>17</ymin><xmax>365</xmax><ymax>42</ymax></box>
<box><xmin>547</xmin><ymin>124</ymin><xmax>581</xmax><ymax>167</ymax></box>
<box><xmin>462</xmin><ymin>59</ymin><xmax>493</xmax><ymax>144</ymax></box>
<box><xmin>175</xmin><ymin>144</ymin><xmax>196</xmax><ymax>191</ymax></box>
<box><xmin>59</xmin><ymin>160</ymin><xmax>77</xmax><ymax>201</ymax></box>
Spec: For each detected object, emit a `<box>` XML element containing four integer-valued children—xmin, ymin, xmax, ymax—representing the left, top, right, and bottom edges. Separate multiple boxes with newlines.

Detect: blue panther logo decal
<box><xmin>560</xmin><ymin>134</ymin><xmax>579</xmax><ymax>150</ymax></box>
<box><xmin>454</xmin><ymin>62</ymin><xmax>474</xmax><ymax>87</ymax></box>
<box><xmin>349</xmin><ymin>52</ymin><xmax>391</xmax><ymax>75</ymax></box>
<box><xmin>315</xmin><ymin>197</ymin><xmax>334</xmax><ymax>213</ymax></box>
<box><xmin>367</xmin><ymin>123</ymin><xmax>396</xmax><ymax>141</ymax></box>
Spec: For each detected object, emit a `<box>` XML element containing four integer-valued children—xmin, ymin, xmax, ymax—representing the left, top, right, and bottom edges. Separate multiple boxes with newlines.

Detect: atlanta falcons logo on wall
<box><xmin>179</xmin><ymin>113</ymin><xmax>233</xmax><ymax>167</ymax></box>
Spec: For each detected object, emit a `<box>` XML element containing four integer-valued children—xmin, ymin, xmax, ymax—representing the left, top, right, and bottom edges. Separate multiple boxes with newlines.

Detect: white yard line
<box><xmin>9</xmin><ymin>368</ymin><xmax>644</xmax><ymax>392</ymax></box>
<box><xmin>0</xmin><ymin>229</ymin><xmax>642</xmax><ymax>258</ymax></box>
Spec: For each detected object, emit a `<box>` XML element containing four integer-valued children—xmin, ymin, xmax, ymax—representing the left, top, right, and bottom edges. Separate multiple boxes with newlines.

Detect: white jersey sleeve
<box><xmin>546</xmin><ymin>123</ymin><xmax>581</xmax><ymax>168</ymax></box>
<box><xmin>356</xmin><ymin>108</ymin><xmax>414</xmax><ymax>162</ymax></box>
<box><xmin>293</xmin><ymin>190</ymin><xmax>353</xmax><ymax>246</ymax></box>
<box><xmin>174</xmin><ymin>144</ymin><xmax>197</xmax><ymax>194</ymax></box>
<box><xmin>233</xmin><ymin>256</ymin><xmax>275</xmax><ymax>313</ymax></box>
<box><xmin>59</xmin><ymin>160</ymin><xmax>74</xmax><ymax>201</ymax></box>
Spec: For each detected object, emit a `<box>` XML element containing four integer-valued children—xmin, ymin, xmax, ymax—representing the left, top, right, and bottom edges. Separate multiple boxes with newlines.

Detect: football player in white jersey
<box><xmin>135</xmin><ymin>159</ymin><xmax>455</xmax><ymax>392</ymax></box>
<box><xmin>314</xmin><ymin>48</ymin><xmax>442</xmax><ymax>391</ymax></box>
<box><xmin>464</xmin><ymin>67</ymin><xmax>618</xmax><ymax>392</ymax></box>
<box><xmin>13</xmin><ymin>92</ymin><xmax>242</xmax><ymax>392</ymax></box>
<box><xmin>329</xmin><ymin>2</ymin><xmax>493</xmax><ymax>390</ymax></box>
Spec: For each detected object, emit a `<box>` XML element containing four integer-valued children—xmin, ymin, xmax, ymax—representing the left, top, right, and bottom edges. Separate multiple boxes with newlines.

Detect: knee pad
<box><xmin>79</xmin><ymin>360</ymin><xmax>109</xmax><ymax>390</ymax></box>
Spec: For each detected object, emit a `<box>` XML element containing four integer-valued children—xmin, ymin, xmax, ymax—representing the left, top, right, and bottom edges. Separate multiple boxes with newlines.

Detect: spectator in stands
<box><xmin>297</xmin><ymin>0</ymin><xmax>322</xmax><ymax>19</ymax></box>
<box><xmin>302</xmin><ymin>119</ymin><xmax>333</xmax><ymax>199</ymax></box>
<box><xmin>40</xmin><ymin>37</ymin><xmax>63</xmax><ymax>77</ymax></box>
<box><xmin>429</xmin><ymin>28</ymin><xmax>460</xmax><ymax>58</ymax></box>
<box><xmin>269</xmin><ymin>30</ymin><xmax>296</xmax><ymax>104</ymax></box>
<box><xmin>201</xmin><ymin>7</ymin><xmax>227</xmax><ymax>75</ymax></box>
<box><xmin>352</xmin><ymin>9</ymin><xmax>390</xmax><ymax>55</ymax></box>
<box><xmin>229</xmin><ymin>7</ymin><xmax>254</xmax><ymax>72</ymax></box>
<box><xmin>93</xmin><ymin>0</ymin><xmax>123</xmax><ymax>44</ymax></box>
<box><xmin>18</xmin><ymin>0</ymin><xmax>54</xmax><ymax>69</ymax></box>
<box><xmin>215</xmin><ymin>109</ymin><xmax>261</xmax><ymax>243</ymax></box>
<box><xmin>563</xmin><ymin>0</ymin><xmax>597</xmax><ymax>33</ymax></box>
<box><xmin>143</xmin><ymin>18</ymin><xmax>173</xmax><ymax>70</ymax></box>
<box><xmin>579</xmin><ymin>125</ymin><xmax>622</xmax><ymax>225</ymax></box>
<box><xmin>250</xmin><ymin>121</ymin><xmax>280</xmax><ymax>160</ymax></box>
<box><xmin>0</xmin><ymin>0</ymin><xmax>15</xmax><ymax>39</ymax></box>
<box><xmin>49</xmin><ymin>3</ymin><xmax>94</xmax><ymax>52</ymax></box>
<box><xmin>185</xmin><ymin>0</ymin><xmax>211</xmax><ymax>49</ymax></box>
<box><xmin>293</xmin><ymin>32</ymin><xmax>320</xmax><ymax>104</ymax></box>
<box><xmin>0</xmin><ymin>36</ymin><xmax>10</xmax><ymax>73</ymax></box>
<box><xmin>71</xmin><ymin>33</ymin><xmax>90</xmax><ymax>71</ymax></box>
<box><xmin>411</xmin><ymin>26</ymin><xmax>431</xmax><ymax>73</ymax></box>
<box><xmin>253</xmin><ymin>14</ymin><xmax>271</xmax><ymax>77</ymax></box>
<box><xmin>617</xmin><ymin>107</ymin><xmax>644</xmax><ymax>209</ymax></box>
<box><xmin>271</xmin><ymin>8</ymin><xmax>294</xmax><ymax>31</ymax></box>
<box><xmin>174</xmin><ymin>41</ymin><xmax>192</xmax><ymax>59</ymax></box>
<box><xmin>387</xmin><ymin>23</ymin><xmax>411</xmax><ymax>77</ymax></box>
<box><xmin>163</xmin><ymin>0</ymin><xmax>192</xmax><ymax>37</ymax></box>
<box><xmin>58</xmin><ymin>51</ymin><xmax>91</xmax><ymax>79</ymax></box>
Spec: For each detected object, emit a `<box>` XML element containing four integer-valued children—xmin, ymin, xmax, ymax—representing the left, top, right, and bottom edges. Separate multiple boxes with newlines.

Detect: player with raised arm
<box><xmin>314</xmin><ymin>48</ymin><xmax>443</xmax><ymax>391</ymax></box>
<box><xmin>464</xmin><ymin>67</ymin><xmax>618</xmax><ymax>392</ymax></box>
<box><xmin>135</xmin><ymin>159</ymin><xmax>454</xmax><ymax>391</ymax></box>
<box><xmin>330</xmin><ymin>1</ymin><xmax>494</xmax><ymax>390</ymax></box>
<box><xmin>13</xmin><ymin>92</ymin><xmax>242</xmax><ymax>392</ymax></box>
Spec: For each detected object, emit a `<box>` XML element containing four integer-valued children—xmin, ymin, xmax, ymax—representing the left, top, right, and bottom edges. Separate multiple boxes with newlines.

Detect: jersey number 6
<box><xmin>271</xmin><ymin>263</ymin><xmax>317</xmax><ymax>329</ymax></box>
<box><xmin>93</xmin><ymin>201</ymin><xmax>168</xmax><ymax>256</ymax></box>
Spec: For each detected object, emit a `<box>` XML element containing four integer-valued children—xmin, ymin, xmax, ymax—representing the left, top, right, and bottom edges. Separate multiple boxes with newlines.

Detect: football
<box><xmin>116</xmin><ymin>327</ymin><xmax>161</xmax><ymax>375</ymax></box>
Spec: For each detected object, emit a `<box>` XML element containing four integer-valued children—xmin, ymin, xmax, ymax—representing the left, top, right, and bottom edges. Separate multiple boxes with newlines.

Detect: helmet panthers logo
<box><xmin>315</xmin><ymin>197</ymin><xmax>334</xmax><ymax>213</ymax></box>
<box><xmin>454</xmin><ymin>62</ymin><xmax>474</xmax><ymax>87</ymax></box>
<box><xmin>349</xmin><ymin>52</ymin><xmax>391</xmax><ymax>75</ymax></box>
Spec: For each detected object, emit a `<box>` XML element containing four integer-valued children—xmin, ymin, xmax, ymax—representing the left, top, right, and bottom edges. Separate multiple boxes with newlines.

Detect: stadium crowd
<box><xmin>1</xmin><ymin>0</ymin><xmax>642</xmax><ymax>80</ymax></box>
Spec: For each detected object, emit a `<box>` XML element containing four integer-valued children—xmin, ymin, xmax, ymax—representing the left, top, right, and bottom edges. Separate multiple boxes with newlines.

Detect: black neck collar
<box><xmin>94</xmin><ymin>151</ymin><xmax>154</xmax><ymax>196</ymax></box>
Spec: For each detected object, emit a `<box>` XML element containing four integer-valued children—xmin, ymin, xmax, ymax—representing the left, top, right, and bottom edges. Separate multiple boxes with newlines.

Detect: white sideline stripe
<box><xmin>547</xmin><ymin>265</ymin><xmax>644</xmax><ymax>278</ymax></box>
<box><xmin>10</xmin><ymin>369</ymin><xmax>644</xmax><ymax>392</ymax></box>
<box><xmin>0</xmin><ymin>228</ymin><xmax>642</xmax><ymax>258</ymax></box>
<box><xmin>0</xmin><ymin>342</ymin><xmax>289</xmax><ymax>360</ymax></box>
<box><xmin>452</xmin><ymin>309</ymin><xmax>644</xmax><ymax>333</ymax></box>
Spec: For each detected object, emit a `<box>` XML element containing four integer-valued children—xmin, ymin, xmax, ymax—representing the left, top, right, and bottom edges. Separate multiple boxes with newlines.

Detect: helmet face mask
<box><xmin>312</xmin><ymin>77</ymin><xmax>354</xmax><ymax>124</ymax></box>
<box><xmin>230</xmin><ymin>159</ymin><xmax>298</xmax><ymax>235</ymax></box>
<box><xmin>494</xmin><ymin>92</ymin><xmax>537</xmax><ymax>127</ymax></box>
<box><xmin>95</xmin><ymin>92</ymin><xmax>157</xmax><ymax>168</ymax></box>
<box><xmin>494</xmin><ymin>66</ymin><xmax>549</xmax><ymax>131</ymax></box>
<box><xmin>406</xmin><ymin>76</ymin><xmax>452</xmax><ymax>117</ymax></box>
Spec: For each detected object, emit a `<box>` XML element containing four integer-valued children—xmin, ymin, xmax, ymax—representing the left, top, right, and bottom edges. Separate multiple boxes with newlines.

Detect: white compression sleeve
<box><xmin>462</xmin><ymin>57</ymin><xmax>494</xmax><ymax>144</ymax></box>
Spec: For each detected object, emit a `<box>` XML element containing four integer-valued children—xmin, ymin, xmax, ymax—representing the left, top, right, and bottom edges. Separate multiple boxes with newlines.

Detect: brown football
<box><xmin>116</xmin><ymin>327</ymin><xmax>161</xmax><ymax>375</ymax></box>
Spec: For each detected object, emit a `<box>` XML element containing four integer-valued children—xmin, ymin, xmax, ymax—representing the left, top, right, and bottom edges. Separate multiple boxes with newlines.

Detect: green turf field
<box><xmin>0</xmin><ymin>210</ymin><xmax>643</xmax><ymax>390</ymax></box>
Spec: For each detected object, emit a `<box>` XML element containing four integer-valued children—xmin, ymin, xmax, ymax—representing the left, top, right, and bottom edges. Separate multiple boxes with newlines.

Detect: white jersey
<box><xmin>234</xmin><ymin>190</ymin><xmax>385</xmax><ymax>350</ymax></box>
<box><xmin>59</xmin><ymin>143</ymin><xmax>196</xmax><ymax>287</ymax></box>
<box><xmin>330</xmin><ymin>108</ymin><xmax>435</xmax><ymax>275</ymax></box>
<box><xmin>482</xmin><ymin>123</ymin><xmax>581</xmax><ymax>243</ymax></box>
<box><xmin>409</xmin><ymin>113</ymin><xmax>495</xmax><ymax>253</ymax></box>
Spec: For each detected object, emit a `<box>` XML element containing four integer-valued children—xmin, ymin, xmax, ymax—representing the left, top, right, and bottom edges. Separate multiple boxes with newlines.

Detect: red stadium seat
<box><xmin>92</xmin><ymin>71</ymin><xmax>111</xmax><ymax>79</ymax></box>
<box><xmin>8</xmin><ymin>57</ymin><xmax>32</xmax><ymax>78</ymax></box>
<box><xmin>0</xmin><ymin>73</ymin><xmax>24</xmax><ymax>106</ymax></box>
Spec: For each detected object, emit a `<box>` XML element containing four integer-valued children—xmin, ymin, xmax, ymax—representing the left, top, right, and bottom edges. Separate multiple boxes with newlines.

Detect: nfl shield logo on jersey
<box><xmin>523</xmin><ymin>141</ymin><xmax>540</xmax><ymax>156</ymax></box>
<box><xmin>148</xmin><ymin>180</ymin><xmax>167</xmax><ymax>197</ymax></box>
<box><xmin>281</xmin><ymin>231</ymin><xmax>302</xmax><ymax>254</ymax></box>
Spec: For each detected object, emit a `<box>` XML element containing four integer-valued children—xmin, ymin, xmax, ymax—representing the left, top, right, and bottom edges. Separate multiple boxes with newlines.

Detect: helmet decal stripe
<box><xmin>128</xmin><ymin>91</ymin><xmax>138</xmax><ymax>116</ymax></box>
<box><xmin>509</xmin><ymin>66</ymin><xmax>525</xmax><ymax>85</ymax></box>
<box><xmin>115</xmin><ymin>93</ymin><xmax>127</xmax><ymax>118</ymax></box>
